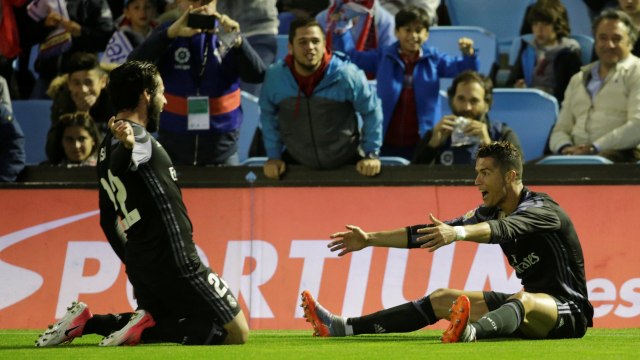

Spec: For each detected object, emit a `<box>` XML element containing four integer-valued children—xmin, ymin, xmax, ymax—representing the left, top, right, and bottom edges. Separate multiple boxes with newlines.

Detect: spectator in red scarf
<box><xmin>317</xmin><ymin>0</ymin><xmax>396</xmax><ymax>57</ymax></box>
<box><xmin>259</xmin><ymin>17</ymin><xmax>383</xmax><ymax>179</ymax></box>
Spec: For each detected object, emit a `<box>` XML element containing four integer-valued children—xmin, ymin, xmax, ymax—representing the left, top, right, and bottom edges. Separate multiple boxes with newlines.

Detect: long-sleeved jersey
<box><xmin>407</xmin><ymin>187</ymin><xmax>594</xmax><ymax>326</ymax></box>
<box><xmin>97</xmin><ymin>122</ymin><xmax>197</xmax><ymax>273</ymax></box>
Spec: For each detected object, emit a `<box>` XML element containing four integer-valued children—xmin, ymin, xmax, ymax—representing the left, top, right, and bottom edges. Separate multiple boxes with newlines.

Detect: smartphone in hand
<box><xmin>187</xmin><ymin>13</ymin><xmax>216</xmax><ymax>30</ymax></box>
<box><xmin>217</xmin><ymin>26</ymin><xmax>241</xmax><ymax>57</ymax></box>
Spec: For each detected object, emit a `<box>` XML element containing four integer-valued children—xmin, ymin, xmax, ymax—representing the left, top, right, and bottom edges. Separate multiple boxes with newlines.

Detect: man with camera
<box><xmin>413</xmin><ymin>71</ymin><xmax>522</xmax><ymax>165</ymax></box>
<box><xmin>128</xmin><ymin>0</ymin><xmax>265</xmax><ymax>166</ymax></box>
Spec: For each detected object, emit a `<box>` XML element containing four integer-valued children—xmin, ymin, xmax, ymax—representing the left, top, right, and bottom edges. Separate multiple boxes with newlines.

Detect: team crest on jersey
<box><xmin>440</xmin><ymin>150</ymin><xmax>454</xmax><ymax>165</ymax></box>
<box><xmin>169</xmin><ymin>166</ymin><xmax>178</xmax><ymax>181</ymax></box>
<box><xmin>99</xmin><ymin>146</ymin><xmax>106</xmax><ymax>162</ymax></box>
<box><xmin>226</xmin><ymin>294</ymin><xmax>238</xmax><ymax>308</ymax></box>
<box><xmin>174</xmin><ymin>47</ymin><xmax>190</xmax><ymax>70</ymax></box>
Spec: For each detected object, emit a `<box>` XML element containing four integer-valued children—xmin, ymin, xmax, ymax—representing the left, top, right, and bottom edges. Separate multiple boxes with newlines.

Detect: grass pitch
<box><xmin>1</xmin><ymin>328</ymin><xmax>638</xmax><ymax>359</ymax></box>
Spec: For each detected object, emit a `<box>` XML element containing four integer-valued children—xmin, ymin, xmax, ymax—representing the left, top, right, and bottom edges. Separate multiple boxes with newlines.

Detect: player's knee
<box><xmin>224</xmin><ymin>327</ymin><xmax>249</xmax><ymax>345</ymax></box>
<box><xmin>223</xmin><ymin>311</ymin><xmax>250</xmax><ymax>345</ymax></box>
<box><xmin>429</xmin><ymin>288</ymin><xmax>461</xmax><ymax>304</ymax></box>
<box><xmin>508</xmin><ymin>291</ymin><xmax>531</xmax><ymax>309</ymax></box>
<box><xmin>423</xmin><ymin>288</ymin><xmax>462</xmax><ymax>318</ymax></box>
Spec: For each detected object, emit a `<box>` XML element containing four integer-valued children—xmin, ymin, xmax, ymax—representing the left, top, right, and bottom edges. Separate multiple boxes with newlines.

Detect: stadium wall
<box><xmin>0</xmin><ymin>184</ymin><xmax>638</xmax><ymax>330</ymax></box>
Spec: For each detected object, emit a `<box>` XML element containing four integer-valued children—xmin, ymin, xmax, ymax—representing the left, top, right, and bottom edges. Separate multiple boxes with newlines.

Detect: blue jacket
<box><xmin>259</xmin><ymin>52</ymin><xmax>383</xmax><ymax>169</ymax></box>
<box><xmin>333</xmin><ymin>33</ymin><xmax>479</xmax><ymax>137</ymax></box>
<box><xmin>129</xmin><ymin>23</ymin><xmax>265</xmax><ymax>134</ymax></box>
<box><xmin>0</xmin><ymin>104</ymin><xmax>26</xmax><ymax>182</ymax></box>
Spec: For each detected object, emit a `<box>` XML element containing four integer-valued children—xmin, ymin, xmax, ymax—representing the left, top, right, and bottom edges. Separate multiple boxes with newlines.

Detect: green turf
<box><xmin>0</xmin><ymin>329</ymin><xmax>638</xmax><ymax>359</ymax></box>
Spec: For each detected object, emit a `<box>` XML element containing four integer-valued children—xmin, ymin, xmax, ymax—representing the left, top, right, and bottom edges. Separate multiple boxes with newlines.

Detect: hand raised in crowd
<box><xmin>263</xmin><ymin>159</ymin><xmax>286</xmax><ymax>179</ymax></box>
<box><xmin>329</xmin><ymin>12</ymin><xmax>342</xmax><ymax>22</ymax></box>
<box><xmin>428</xmin><ymin>115</ymin><xmax>457</xmax><ymax>148</ymax></box>
<box><xmin>108</xmin><ymin>117</ymin><xmax>134</xmax><ymax>150</ymax></box>
<box><xmin>214</xmin><ymin>12</ymin><xmax>239</xmax><ymax>33</ymax></box>
<box><xmin>328</xmin><ymin>225</ymin><xmax>370</xmax><ymax>256</ymax></box>
<box><xmin>44</xmin><ymin>11</ymin><xmax>63</xmax><ymax>27</ymax></box>
<box><xmin>458</xmin><ymin>37</ymin><xmax>475</xmax><ymax>56</ymax></box>
<box><xmin>61</xmin><ymin>19</ymin><xmax>82</xmax><ymax>37</ymax></box>
<box><xmin>167</xmin><ymin>6</ymin><xmax>204</xmax><ymax>39</ymax></box>
<box><xmin>213</xmin><ymin>11</ymin><xmax>243</xmax><ymax>47</ymax></box>
<box><xmin>356</xmin><ymin>158</ymin><xmax>381</xmax><ymax>177</ymax></box>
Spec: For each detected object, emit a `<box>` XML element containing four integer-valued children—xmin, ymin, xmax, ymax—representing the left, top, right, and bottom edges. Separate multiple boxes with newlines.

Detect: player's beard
<box><xmin>146</xmin><ymin>99</ymin><xmax>161</xmax><ymax>133</ymax></box>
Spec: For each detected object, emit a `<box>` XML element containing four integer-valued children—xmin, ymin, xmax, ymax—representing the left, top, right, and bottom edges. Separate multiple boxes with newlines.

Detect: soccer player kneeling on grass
<box><xmin>301</xmin><ymin>141</ymin><xmax>593</xmax><ymax>343</ymax></box>
<box><xmin>36</xmin><ymin>59</ymin><xmax>248</xmax><ymax>347</ymax></box>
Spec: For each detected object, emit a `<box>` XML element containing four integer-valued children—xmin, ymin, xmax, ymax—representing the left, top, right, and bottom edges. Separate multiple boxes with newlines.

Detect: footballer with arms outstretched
<box><xmin>301</xmin><ymin>141</ymin><xmax>593</xmax><ymax>343</ymax></box>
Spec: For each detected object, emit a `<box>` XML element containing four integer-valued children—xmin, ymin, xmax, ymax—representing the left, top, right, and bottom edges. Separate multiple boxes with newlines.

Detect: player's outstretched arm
<box><xmin>416</xmin><ymin>214</ymin><xmax>491</xmax><ymax>252</ymax></box>
<box><xmin>328</xmin><ymin>225</ymin><xmax>408</xmax><ymax>256</ymax></box>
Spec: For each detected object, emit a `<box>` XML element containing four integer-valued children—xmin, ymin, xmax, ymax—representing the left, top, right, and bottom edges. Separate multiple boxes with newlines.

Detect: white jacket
<box><xmin>550</xmin><ymin>55</ymin><xmax>640</xmax><ymax>152</ymax></box>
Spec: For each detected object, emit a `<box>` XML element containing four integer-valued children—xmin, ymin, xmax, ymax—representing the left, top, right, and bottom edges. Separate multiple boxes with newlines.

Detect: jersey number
<box><xmin>100</xmin><ymin>169</ymin><xmax>141</xmax><ymax>230</ymax></box>
<box><xmin>208</xmin><ymin>272</ymin><xmax>230</xmax><ymax>298</ymax></box>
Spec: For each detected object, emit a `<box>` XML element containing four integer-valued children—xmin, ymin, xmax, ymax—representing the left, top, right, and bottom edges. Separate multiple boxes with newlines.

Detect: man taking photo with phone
<box><xmin>129</xmin><ymin>0</ymin><xmax>265</xmax><ymax>166</ymax></box>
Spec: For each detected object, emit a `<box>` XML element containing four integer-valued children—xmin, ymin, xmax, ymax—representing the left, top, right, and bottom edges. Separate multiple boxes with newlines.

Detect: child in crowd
<box><xmin>102</xmin><ymin>0</ymin><xmax>158</xmax><ymax>65</ymax></box>
<box><xmin>507</xmin><ymin>0</ymin><xmax>582</xmax><ymax>104</ymax></box>
<box><xmin>47</xmin><ymin>52</ymin><xmax>113</xmax><ymax>137</ymax></box>
<box><xmin>44</xmin><ymin>112</ymin><xmax>102</xmax><ymax>167</ymax></box>
<box><xmin>331</xmin><ymin>5</ymin><xmax>478</xmax><ymax>160</ymax></box>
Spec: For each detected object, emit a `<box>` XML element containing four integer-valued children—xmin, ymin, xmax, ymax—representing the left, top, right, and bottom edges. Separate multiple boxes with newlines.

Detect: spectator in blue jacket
<box><xmin>129</xmin><ymin>1</ymin><xmax>266</xmax><ymax>165</ymax></box>
<box><xmin>259</xmin><ymin>17</ymin><xmax>383</xmax><ymax>179</ymax></box>
<box><xmin>0</xmin><ymin>103</ymin><xmax>26</xmax><ymax>182</ymax></box>
<box><xmin>332</xmin><ymin>5</ymin><xmax>479</xmax><ymax>160</ymax></box>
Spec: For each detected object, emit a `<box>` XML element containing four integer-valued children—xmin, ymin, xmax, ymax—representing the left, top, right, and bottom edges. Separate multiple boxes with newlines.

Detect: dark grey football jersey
<box><xmin>97</xmin><ymin>122</ymin><xmax>197</xmax><ymax>273</ymax></box>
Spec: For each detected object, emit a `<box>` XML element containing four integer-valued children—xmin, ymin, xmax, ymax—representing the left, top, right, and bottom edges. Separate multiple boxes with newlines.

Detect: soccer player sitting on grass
<box><xmin>35</xmin><ymin>60</ymin><xmax>248</xmax><ymax>347</ymax></box>
<box><xmin>301</xmin><ymin>141</ymin><xmax>593</xmax><ymax>342</ymax></box>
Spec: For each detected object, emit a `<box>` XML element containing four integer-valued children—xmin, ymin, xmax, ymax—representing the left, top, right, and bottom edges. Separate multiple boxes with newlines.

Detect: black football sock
<box><xmin>472</xmin><ymin>299</ymin><xmax>525</xmax><ymax>339</ymax></box>
<box><xmin>348</xmin><ymin>297</ymin><xmax>438</xmax><ymax>335</ymax></box>
<box><xmin>142</xmin><ymin>317</ymin><xmax>228</xmax><ymax>345</ymax></box>
<box><xmin>83</xmin><ymin>313</ymin><xmax>133</xmax><ymax>337</ymax></box>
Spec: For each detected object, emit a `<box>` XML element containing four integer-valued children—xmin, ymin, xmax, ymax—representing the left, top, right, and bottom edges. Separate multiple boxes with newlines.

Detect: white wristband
<box><xmin>454</xmin><ymin>226</ymin><xmax>466</xmax><ymax>241</ymax></box>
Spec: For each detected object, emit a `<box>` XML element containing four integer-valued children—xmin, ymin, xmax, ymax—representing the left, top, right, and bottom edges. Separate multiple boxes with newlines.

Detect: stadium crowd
<box><xmin>2</xmin><ymin>0</ymin><xmax>640</xmax><ymax>183</ymax></box>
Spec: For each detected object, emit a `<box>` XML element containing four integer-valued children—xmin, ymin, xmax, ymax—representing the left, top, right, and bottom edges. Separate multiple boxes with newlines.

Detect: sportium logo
<box><xmin>1</xmin><ymin>212</ymin><xmax>639</xmax><ymax>329</ymax></box>
<box><xmin>0</xmin><ymin>210</ymin><xmax>121</xmax><ymax>325</ymax></box>
<box><xmin>0</xmin><ymin>210</ymin><xmax>99</xmax><ymax>312</ymax></box>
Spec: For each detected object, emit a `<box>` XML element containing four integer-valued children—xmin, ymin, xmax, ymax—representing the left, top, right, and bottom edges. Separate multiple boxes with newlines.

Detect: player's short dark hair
<box><xmin>593</xmin><ymin>9</ymin><xmax>638</xmax><ymax>44</ymax></box>
<box><xmin>289</xmin><ymin>17</ymin><xmax>324</xmax><ymax>44</ymax></box>
<box><xmin>526</xmin><ymin>0</ymin><xmax>571</xmax><ymax>39</ymax></box>
<box><xmin>67</xmin><ymin>52</ymin><xmax>104</xmax><ymax>76</ymax></box>
<box><xmin>395</xmin><ymin>5</ymin><xmax>430</xmax><ymax>30</ymax></box>
<box><xmin>108</xmin><ymin>61</ymin><xmax>160</xmax><ymax>113</ymax></box>
<box><xmin>477</xmin><ymin>141</ymin><xmax>523</xmax><ymax>181</ymax></box>
<box><xmin>447</xmin><ymin>70</ymin><xmax>493</xmax><ymax>108</ymax></box>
